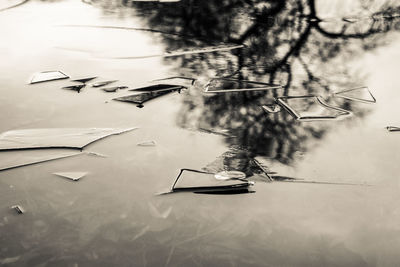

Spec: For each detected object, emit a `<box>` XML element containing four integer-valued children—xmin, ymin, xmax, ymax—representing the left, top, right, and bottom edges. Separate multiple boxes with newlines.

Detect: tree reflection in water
<box><xmin>97</xmin><ymin>0</ymin><xmax>400</xmax><ymax>172</ymax></box>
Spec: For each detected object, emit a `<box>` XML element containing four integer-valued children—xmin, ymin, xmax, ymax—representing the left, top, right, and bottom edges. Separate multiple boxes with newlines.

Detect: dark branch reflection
<box><xmin>93</xmin><ymin>0</ymin><xmax>399</xmax><ymax>170</ymax></box>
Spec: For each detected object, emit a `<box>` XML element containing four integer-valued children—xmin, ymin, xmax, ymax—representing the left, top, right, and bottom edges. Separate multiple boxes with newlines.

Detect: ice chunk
<box><xmin>91</xmin><ymin>80</ymin><xmax>118</xmax><ymax>87</ymax></box>
<box><xmin>276</xmin><ymin>95</ymin><xmax>351</xmax><ymax>121</ymax></box>
<box><xmin>171</xmin><ymin>169</ymin><xmax>253</xmax><ymax>193</ymax></box>
<box><xmin>0</xmin><ymin>150</ymin><xmax>81</xmax><ymax>171</ymax></box>
<box><xmin>333</xmin><ymin>86</ymin><xmax>376</xmax><ymax>103</ymax></box>
<box><xmin>137</xmin><ymin>140</ymin><xmax>156</xmax><ymax>146</ymax></box>
<box><xmin>30</xmin><ymin>71</ymin><xmax>69</xmax><ymax>84</ymax></box>
<box><xmin>54</xmin><ymin>172</ymin><xmax>88</xmax><ymax>181</ymax></box>
<box><xmin>10</xmin><ymin>205</ymin><xmax>25</xmax><ymax>214</ymax></box>
<box><xmin>62</xmin><ymin>84</ymin><xmax>85</xmax><ymax>93</ymax></box>
<box><xmin>0</xmin><ymin>127</ymin><xmax>137</xmax><ymax>151</ymax></box>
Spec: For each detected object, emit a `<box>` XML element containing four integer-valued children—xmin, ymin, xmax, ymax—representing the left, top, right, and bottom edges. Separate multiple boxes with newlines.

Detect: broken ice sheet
<box><xmin>30</xmin><ymin>71</ymin><xmax>69</xmax><ymax>84</ymax></box>
<box><xmin>10</xmin><ymin>205</ymin><xmax>25</xmax><ymax>214</ymax></box>
<box><xmin>102</xmin><ymin>86</ymin><xmax>128</xmax><ymax>93</ymax></box>
<box><xmin>171</xmin><ymin>169</ymin><xmax>253</xmax><ymax>193</ymax></box>
<box><xmin>113</xmin><ymin>89</ymin><xmax>178</xmax><ymax>107</ymax></box>
<box><xmin>54</xmin><ymin>172</ymin><xmax>88</xmax><ymax>181</ymax></box>
<box><xmin>62</xmin><ymin>84</ymin><xmax>86</xmax><ymax>93</ymax></box>
<box><xmin>137</xmin><ymin>140</ymin><xmax>156</xmax><ymax>146</ymax></box>
<box><xmin>0</xmin><ymin>149</ymin><xmax>81</xmax><ymax>172</ymax></box>
<box><xmin>0</xmin><ymin>127</ymin><xmax>136</xmax><ymax>151</ymax></box>
<box><xmin>204</xmin><ymin>78</ymin><xmax>282</xmax><ymax>93</ymax></box>
<box><xmin>276</xmin><ymin>95</ymin><xmax>351</xmax><ymax>121</ymax></box>
<box><xmin>91</xmin><ymin>80</ymin><xmax>118</xmax><ymax>87</ymax></box>
<box><xmin>333</xmin><ymin>86</ymin><xmax>376</xmax><ymax>103</ymax></box>
<box><xmin>386</xmin><ymin>126</ymin><xmax>400</xmax><ymax>132</ymax></box>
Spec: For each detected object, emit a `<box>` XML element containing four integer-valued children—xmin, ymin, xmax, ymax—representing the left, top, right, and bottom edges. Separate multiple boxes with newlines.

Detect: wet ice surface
<box><xmin>1</xmin><ymin>0</ymin><xmax>400</xmax><ymax>266</ymax></box>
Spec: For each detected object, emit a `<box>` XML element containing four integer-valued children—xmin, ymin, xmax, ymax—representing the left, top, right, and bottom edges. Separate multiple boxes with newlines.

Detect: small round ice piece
<box><xmin>214</xmin><ymin>171</ymin><xmax>246</xmax><ymax>180</ymax></box>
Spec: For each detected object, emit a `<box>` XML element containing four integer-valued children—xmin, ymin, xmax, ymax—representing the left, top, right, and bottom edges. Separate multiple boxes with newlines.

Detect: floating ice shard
<box><xmin>102</xmin><ymin>86</ymin><xmax>128</xmax><ymax>92</ymax></box>
<box><xmin>204</xmin><ymin>78</ymin><xmax>282</xmax><ymax>93</ymax></box>
<box><xmin>0</xmin><ymin>150</ymin><xmax>81</xmax><ymax>171</ymax></box>
<box><xmin>91</xmin><ymin>80</ymin><xmax>118</xmax><ymax>87</ymax></box>
<box><xmin>30</xmin><ymin>71</ymin><xmax>69</xmax><ymax>84</ymax></box>
<box><xmin>113</xmin><ymin>89</ymin><xmax>178</xmax><ymax>107</ymax></box>
<box><xmin>276</xmin><ymin>95</ymin><xmax>352</xmax><ymax>121</ymax></box>
<box><xmin>62</xmin><ymin>84</ymin><xmax>85</xmax><ymax>93</ymax></box>
<box><xmin>386</xmin><ymin>126</ymin><xmax>400</xmax><ymax>132</ymax></box>
<box><xmin>214</xmin><ymin>171</ymin><xmax>246</xmax><ymax>180</ymax></box>
<box><xmin>54</xmin><ymin>172</ymin><xmax>88</xmax><ymax>181</ymax></box>
<box><xmin>171</xmin><ymin>169</ymin><xmax>253</xmax><ymax>193</ymax></box>
<box><xmin>151</xmin><ymin>77</ymin><xmax>196</xmax><ymax>87</ymax></box>
<box><xmin>333</xmin><ymin>86</ymin><xmax>376</xmax><ymax>103</ymax></box>
<box><xmin>0</xmin><ymin>127</ymin><xmax>136</xmax><ymax>151</ymax></box>
<box><xmin>113</xmin><ymin>44</ymin><xmax>244</xmax><ymax>59</ymax></box>
<box><xmin>137</xmin><ymin>140</ymin><xmax>156</xmax><ymax>146</ymax></box>
<box><xmin>10</xmin><ymin>205</ymin><xmax>25</xmax><ymax>214</ymax></box>
<box><xmin>130</xmin><ymin>84</ymin><xmax>185</xmax><ymax>93</ymax></box>
<box><xmin>262</xmin><ymin>104</ymin><xmax>282</xmax><ymax>113</ymax></box>
<box><xmin>72</xmin><ymin>76</ymin><xmax>97</xmax><ymax>83</ymax></box>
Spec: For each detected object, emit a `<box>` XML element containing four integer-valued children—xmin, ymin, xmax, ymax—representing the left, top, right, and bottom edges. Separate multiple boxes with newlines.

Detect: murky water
<box><xmin>1</xmin><ymin>0</ymin><xmax>400</xmax><ymax>266</ymax></box>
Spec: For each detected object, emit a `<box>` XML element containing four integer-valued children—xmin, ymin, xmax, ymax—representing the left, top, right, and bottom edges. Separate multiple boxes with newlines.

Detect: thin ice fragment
<box><xmin>171</xmin><ymin>169</ymin><xmax>253</xmax><ymax>193</ymax></box>
<box><xmin>151</xmin><ymin>77</ymin><xmax>196</xmax><ymax>86</ymax></box>
<box><xmin>148</xmin><ymin>203</ymin><xmax>172</xmax><ymax>219</ymax></box>
<box><xmin>72</xmin><ymin>77</ymin><xmax>97</xmax><ymax>83</ymax></box>
<box><xmin>102</xmin><ymin>86</ymin><xmax>128</xmax><ymax>92</ymax></box>
<box><xmin>386</xmin><ymin>126</ymin><xmax>400</xmax><ymax>132</ymax></box>
<box><xmin>214</xmin><ymin>171</ymin><xmax>246</xmax><ymax>180</ymax></box>
<box><xmin>204</xmin><ymin>78</ymin><xmax>282</xmax><ymax>93</ymax></box>
<box><xmin>333</xmin><ymin>86</ymin><xmax>376</xmax><ymax>103</ymax></box>
<box><xmin>0</xmin><ymin>127</ymin><xmax>137</xmax><ymax>151</ymax></box>
<box><xmin>62</xmin><ymin>84</ymin><xmax>85</xmax><ymax>93</ymax></box>
<box><xmin>113</xmin><ymin>44</ymin><xmax>244</xmax><ymax>59</ymax></box>
<box><xmin>276</xmin><ymin>95</ymin><xmax>351</xmax><ymax>121</ymax></box>
<box><xmin>30</xmin><ymin>71</ymin><xmax>69</xmax><ymax>84</ymax></box>
<box><xmin>0</xmin><ymin>150</ymin><xmax>81</xmax><ymax>172</ymax></box>
<box><xmin>137</xmin><ymin>140</ymin><xmax>156</xmax><ymax>146</ymax></box>
<box><xmin>91</xmin><ymin>80</ymin><xmax>118</xmax><ymax>87</ymax></box>
<box><xmin>11</xmin><ymin>205</ymin><xmax>25</xmax><ymax>214</ymax></box>
<box><xmin>262</xmin><ymin>104</ymin><xmax>281</xmax><ymax>113</ymax></box>
<box><xmin>113</xmin><ymin>89</ymin><xmax>178</xmax><ymax>107</ymax></box>
<box><xmin>54</xmin><ymin>172</ymin><xmax>88</xmax><ymax>181</ymax></box>
<box><xmin>130</xmin><ymin>84</ymin><xmax>185</xmax><ymax>93</ymax></box>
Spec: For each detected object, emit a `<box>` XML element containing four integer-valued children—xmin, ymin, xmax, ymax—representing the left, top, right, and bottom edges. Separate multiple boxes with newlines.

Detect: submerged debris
<box><xmin>204</xmin><ymin>78</ymin><xmax>282</xmax><ymax>93</ymax></box>
<box><xmin>386</xmin><ymin>126</ymin><xmax>400</xmax><ymax>132</ymax></box>
<box><xmin>62</xmin><ymin>84</ymin><xmax>86</xmax><ymax>93</ymax></box>
<box><xmin>276</xmin><ymin>95</ymin><xmax>352</xmax><ymax>121</ymax></box>
<box><xmin>91</xmin><ymin>80</ymin><xmax>118</xmax><ymax>87</ymax></box>
<box><xmin>102</xmin><ymin>86</ymin><xmax>128</xmax><ymax>93</ymax></box>
<box><xmin>333</xmin><ymin>86</ymin><xmax>376</xmax><ymax>103</ymax></box>
<box><xmin>0</xmin><ymin>150</ymin><xmax>81</xmax><ymax>172</ymax></box>
<box><xmin>54</xmin><ymin>172</ymin><xmax>88</xmax><ymax>181</ymax></box>
<box><xmin>30</xmin><ymin>71</ymin><xmax>69</xmax><ymax>84</ymax></box>
<box><xmin>113</xmin><ymin>89</ymin><xmax>179</xmax><ymax>107</ymax></box>
<box><xmin>113</xmin><ymin>44</ymin><xmax>245</xmax><ymax>59</ymax></box>
<box><xmin>137</xmin><ymin>140</ymin><xmax>156</xmax><ymax>146</ymax></box>
<box><xmin>0</xmin><ymin>127</ymin><xmax>137</xmax><ymax>151</ymax></box>
<box><xmin>10</xmin><ymin>205</ymin><xmax>25</xmax><ymax>214</ymax></box>
<box><xmin>170</xmin><ymin>168</ymin><xmax>254</xmax><ymax>194</ymax></box>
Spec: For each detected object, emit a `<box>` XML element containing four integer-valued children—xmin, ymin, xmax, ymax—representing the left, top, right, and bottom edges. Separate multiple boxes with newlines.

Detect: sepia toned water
<box><xmin>0</xmin><ymin>0</ymin><xmax>400</xmax><ymax>266</ymax></box>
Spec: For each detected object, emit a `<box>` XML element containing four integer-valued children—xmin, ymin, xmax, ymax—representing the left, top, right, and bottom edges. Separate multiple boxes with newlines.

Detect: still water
<box><xmin>0</xmin><ymin>0</ymin><xmax>400</xmax><ymax>266</ymax></box>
